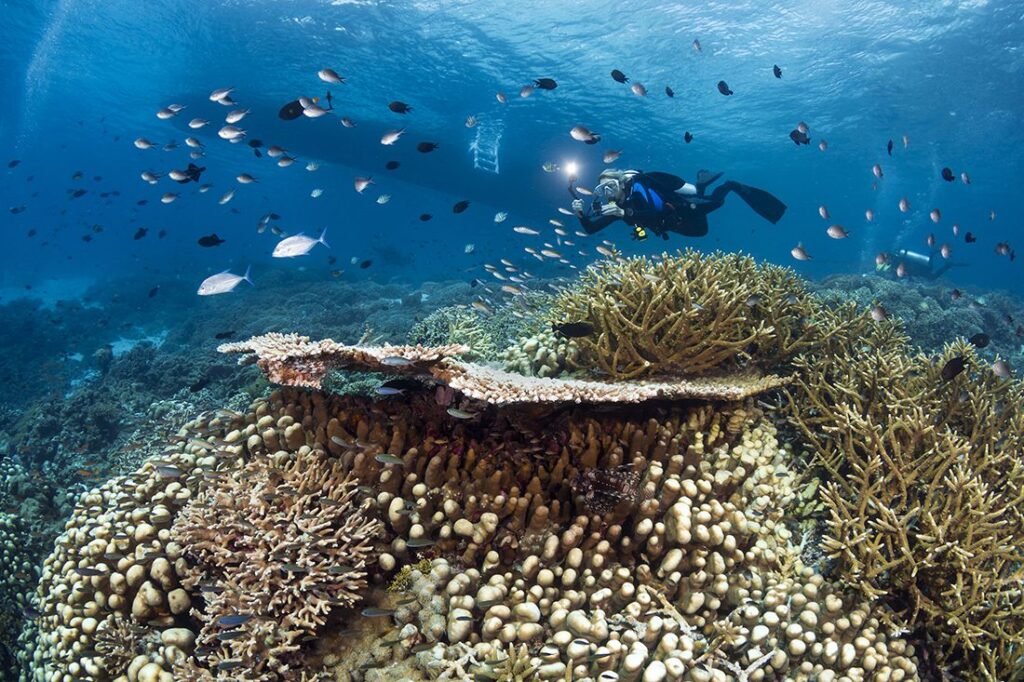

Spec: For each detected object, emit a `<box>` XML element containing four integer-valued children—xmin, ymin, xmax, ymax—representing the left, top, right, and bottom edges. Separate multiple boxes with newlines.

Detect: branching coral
<box><xmin>547</xmin><ymin>250</ymin><xmax>819</xmax><ymax>379</ymax></box>
<box><xmin>786</xmin><ymin>311</ymin><xmax>1024</xmax><ymax>678</ymax></box>
<box><xmin>408</xmin><ymin>305</ymin><xmax>499</xmax><ymax>361</ymax></box>
<box><xmin>172</xmin><ymin>446</ymin><xmax>382</xmax><ymax>680</ymax></box>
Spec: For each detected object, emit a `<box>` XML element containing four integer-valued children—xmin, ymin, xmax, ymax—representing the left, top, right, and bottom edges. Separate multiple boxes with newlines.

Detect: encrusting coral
<box><xmin>546</xmin><ymin>250</ymin><xmax>821</xmax><ymax>380</ymax></box>
<box><xmin>785</xmin><ymin>305</ymin><xmax>1024</xmax><ymax>679</ymax></box>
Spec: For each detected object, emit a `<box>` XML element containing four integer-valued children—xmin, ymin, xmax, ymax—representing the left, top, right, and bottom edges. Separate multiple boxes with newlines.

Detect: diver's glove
<box><xmin>572</xmin><ymin>199</ymin><xmax>585</xmax><ymax>216</ymax></box>
<box><xmin>599</xmin><ymin>203</ymin><xmax>625</xmax><ymax>218</ymax></box>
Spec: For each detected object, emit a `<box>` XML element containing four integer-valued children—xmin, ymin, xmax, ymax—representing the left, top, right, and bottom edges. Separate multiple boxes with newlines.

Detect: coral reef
<box><xmin>25</xmin><ymin>385</ymin><xmax>922</xmax><ymax>682</ymax></box>
<box><xmin>408</xmin><ymin>304</ymin><xmax>533</xmax><ymax>362</ymax></box>
<box><xmin>547</xmin><ymin>251</ymin><xmax>818</xmax><ymax>379</ymax></box>
<box><xmin>785</xmin><ymin>305</ymin><xmax>1024</xmax><ymax>678</ymax></box>
<box><xmin>220</xmin><ymin>333</ymin><xmax>789</xmax><ymax>404</ymax></box>
<box><xmin>810</xmin><ymin>273</ymin><xmax>1024</xmax><ymax>364</ymax></box>
<box><xmin>0</xmin><ymin>511</ymin><xmax>40</xmax><ymax>676</ymax></box>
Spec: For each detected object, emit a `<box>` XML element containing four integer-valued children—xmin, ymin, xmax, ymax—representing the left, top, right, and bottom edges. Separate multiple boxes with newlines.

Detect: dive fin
<box><xmin>731</xmin><ymin>183</ymin><xmax>787</xmax><ymax>224</ymax></box>
<box><xmin>695</xmin><ymin>170</ymin><xmax>723</xmax><ymax>194</ymax></box>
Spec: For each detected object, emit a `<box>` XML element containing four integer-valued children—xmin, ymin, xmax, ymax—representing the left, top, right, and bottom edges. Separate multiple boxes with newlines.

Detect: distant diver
<box><xmin>278</xmin><ymin>92</ymin><xmax>334</xmax><ymax>120</ymax></box>
<box><xmin>879</xmin><ymin>248</ymin><xmax>966</xmax><ymax>280</ymax></box>
<box><xmin>571</xmin><ymin>169</ymin><xmax>787</xmax><ymax>240</ymax></box>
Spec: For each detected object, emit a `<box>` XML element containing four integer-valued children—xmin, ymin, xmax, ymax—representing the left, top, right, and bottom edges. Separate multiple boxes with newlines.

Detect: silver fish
<box><xmin>197</xmin><ymin>266</ymin><xmax>253</xmax><ymax>296</ymax></box>
<box><xmin>272</xmin><ymin>228</ymin><xmax>329</xmax><ymax>258</ymax></box>
<box><xmin>318</xmin><ymin>68</ymin><xmax>345</xmax><ymax>84</ymax></box>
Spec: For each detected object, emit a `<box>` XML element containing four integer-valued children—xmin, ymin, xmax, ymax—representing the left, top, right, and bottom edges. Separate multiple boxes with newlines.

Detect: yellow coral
<box><xmin>548</xmin><ymin>250</ymin><xmax>817</xmax><ymax>379</ymax></box>
<box><xmin>387</xmin><ymin>558</ymin><xmax>432</xmax><ymax>593</ymax></box>
<box><xmin>787</xmin><ymin>323</ymin><xmax>1024</xmax><ymax>678</ymax></box>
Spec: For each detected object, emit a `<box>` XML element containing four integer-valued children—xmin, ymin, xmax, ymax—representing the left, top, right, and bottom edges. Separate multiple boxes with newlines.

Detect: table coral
<box><xmin>219</xmin><ymin>333</ymin><xmax>789</xmax><ymax>404</ymax></box>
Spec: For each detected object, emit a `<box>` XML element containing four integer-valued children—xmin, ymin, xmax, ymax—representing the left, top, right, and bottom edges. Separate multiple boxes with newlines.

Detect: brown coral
<box><xmin>171</xmin><ymin>446</ymin><xmax>383</xmax><ymax>680</ymax></box>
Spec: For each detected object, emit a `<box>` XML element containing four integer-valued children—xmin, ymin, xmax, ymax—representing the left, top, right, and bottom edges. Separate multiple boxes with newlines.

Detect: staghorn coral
<box><xmin>547</xmin><ymin>250</ymin><xmax>820</xmax><ymax>379</ymax></box>
<box><xmin>171</xmin><ymin>446</ymin><xmax>382</xmax><ymax>681</ymax></box>
<box><xmin>786</xmin><ymin>307</ymin><xmax>1024</xmax><ymax>678</ymax></box>
<box><xmin>220</xmin><ymin>332</ymin><xmax>789</xmax><ymax>404</ymax></box>
<box><xmin>408</xmin><ymin>305</ymin><xmax>500</xmax><ymax>361</ymax></box>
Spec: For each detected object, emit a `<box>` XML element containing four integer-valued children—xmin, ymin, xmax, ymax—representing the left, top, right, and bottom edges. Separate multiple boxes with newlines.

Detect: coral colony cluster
<box><xmin>12</xmin><ymin>252</ymin><xmax>1024</xmax><ymax>681</ymax></box>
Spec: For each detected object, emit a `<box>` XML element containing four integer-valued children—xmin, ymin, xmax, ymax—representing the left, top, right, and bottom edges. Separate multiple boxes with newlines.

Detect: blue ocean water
<box><xmin>2</xmin><ymin>3</ymin><xmax>1024</xmax><ymax>680</ymax></box>
<box><xmin>1</xmin><ymin>0</ymin><xmax>1021</xmax><ymax>301</ymax></box>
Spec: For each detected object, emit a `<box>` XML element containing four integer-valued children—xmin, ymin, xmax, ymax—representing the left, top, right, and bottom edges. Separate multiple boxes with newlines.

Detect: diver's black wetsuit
<box><xmin>576</xmin><ymin>171</ymin><xmax>786</xmax><ymax>238</ymax></box>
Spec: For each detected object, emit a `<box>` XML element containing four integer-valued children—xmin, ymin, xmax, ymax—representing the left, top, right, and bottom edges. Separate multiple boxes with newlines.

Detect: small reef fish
<box><xmin>826</xmin><ymin>224</ymin><xmax>848</xmax><ymax>239</ymax></box>
<box><xmin>380</xmin><ymin>129</ymin><xmax>404</xmax><ymax>145</ymax></box>
<box><xmin>552</xmin><ymin>321</ymin><xmax>594</xmax><ymax>338</ymax></box>
<box><xmin>446</xmin><ymin>407</ymin><xmax>475</xmax><ymax>419</ymax></box>
<box><xmin>272</xmin><ymin>228</ymin><xmax>329</xmax><ymax>258</ymax></box>
<box><xmin>406</xmin><ymin>538</ymin><xmax>436</xmax><ymax>548</ymax></box>
<box><xmin>361</xmin><ymin>608</ymin><xmax>396</xmax><ymax>618</ymax></box>
<box><xmin>216</xmin><ymin>614</ymin><xmax>253</xmax><ymax>627</ymax></box>
<box><xmin>318</xmin><ymin>68</ymin><xmax>345</xmax><ymax>84</ymax></box>
<box><xmin>197</xmin><ymin>266</ymin><xmax>253</xmax><ymax>296</ymax></box>
<box><xmin>941</xmin><ymin>356</ymin><xmax>966</xmax><ymax>382</ymax></box>
<box><xmin>494</xmin><ymin>211</ymin><xmax>508</xmax><ymax>223</ymax></box>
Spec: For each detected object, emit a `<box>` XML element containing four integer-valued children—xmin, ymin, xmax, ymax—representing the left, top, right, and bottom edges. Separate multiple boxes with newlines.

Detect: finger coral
<box><xmin>547</xmin><ymin>250</ymin><xmax>819</xmax><ymax>379</ymax></box>
<box><xmin>786</xmin><ymin>310</ymin><xmax>1024</xmax><ymax>678</ymax></box>
<box><xmin>24</xmin><ymin>382</ymin><xmax>921</xmax><ymax>682</ymax></box>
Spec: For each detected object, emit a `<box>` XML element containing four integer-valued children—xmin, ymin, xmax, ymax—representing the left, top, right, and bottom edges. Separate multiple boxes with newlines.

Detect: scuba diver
<box><xmin>878</xmin><ymin>248</ymin><xmax>965</xmax><ymax>280</ymax></box>
<box><xmin>571</xmin><ymin>169</ymin><xmax>787</xmax><ymax>240</ymax></box>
